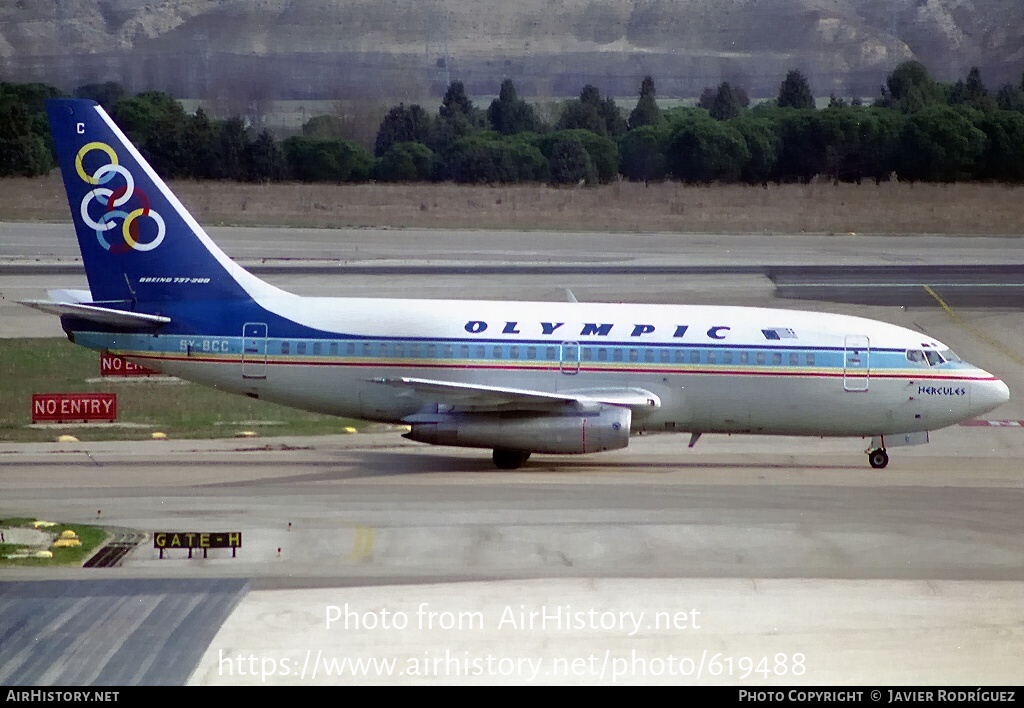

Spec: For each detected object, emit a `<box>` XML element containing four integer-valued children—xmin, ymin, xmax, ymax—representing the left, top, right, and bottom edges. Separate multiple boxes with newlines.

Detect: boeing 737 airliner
<box><xmin>22</xmin><ymin>99</ymin><xmax>1010</xmax><ymax>469</ymax></box>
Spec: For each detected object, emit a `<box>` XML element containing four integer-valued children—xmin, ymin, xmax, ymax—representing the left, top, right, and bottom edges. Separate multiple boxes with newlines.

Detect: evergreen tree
<box><xmin>557</xmin><ymin>85</ymin><xmax>625</xmax><ymax>137</ymax></box>
<box><xmin>548</xmin><ymin>136</ymin><xmax>596</xmax><ymax>186</ymax></box>
<box><xmin>487</xmin><ymin>79</ymin><xmax>539</xmax><ymax>135</ymax></box>
<box><xmin>0</xmin><ymin>96</ymin><xmax>51</xmax><ymax>176</ymax></box>
<box><xmin>876</xmin><ymin>61</ymin><xmax>943</xmax><ymax>113</ymax></box>
<box><xmin>375</xmin><ymin>142</ymin><xmax>433</xmax><ymax>182</ymax></box>
<box><xmin>665</xmin><ymin>117</ymin><xmax>749</xmax><ymax>183</ymax></box>
<box><xmin>216</xmin><ymin>117</ymin><xmax>250</xmax><ymax>181</ymax></box>
<box><xmin>710</xmin><ymin>82</ymin><xmax>749</xmax><ymax>120</ymax></box>
<box><xmin>898</xmin><ymin>106</ymin><xmax>986</xmax><ymax>182</ymax></box>
<box><xmin>618</xmin><ymin>124</ymin><xmax>666</xmax><ymax>182</ymax></box>
<box><xmin>374</xmin><ymin>103</ymin><xmax>431</xmax><ymax>157</ymax></box>
<box><xmin>777</xmin><ymin>70</ymin><xmax>815</xmax><ymax>109</ymax></box>
<box><xmin>182</xmin><ymin>107</ymin><xmax>219</xmax><ymax>179</ymax></box>
<box><xmin>995</xmin><ymin>83</ymin><xmax>1024</xmax><ymax>113</ymax></box>
<box><xmin>948</xmin><ymin>67</ymin><xmax>994</xmax><ymax>112</ymax></box>
<box><xmin>245</xmin><ymin>129</ymin><xmax>287</xmax><ymax>182</ymax></box>
<box><xmin>628</xmin><ymin>75</ymin><xmax>660</xmax><ymax>130</ymax></box>
<box><xmin>555</xmin><ymin>100</ymin><xmax>606</xmax><ymax>135</ymax></box>
<box><xmin>439</xmin><ymin>81</ymin><xmax>477</xmax><ymax>122</ymax></box>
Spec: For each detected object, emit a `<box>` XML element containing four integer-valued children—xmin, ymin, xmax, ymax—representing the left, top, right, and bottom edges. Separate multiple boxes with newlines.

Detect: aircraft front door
<box><xmin>242</xmin><ymin>322</ymin><xmax>268</xmax><ymax>379</ymax></box>
<box><xmin>843</xmin><ymin>334</ymin><xmax>870</xmax><ymax>392</ymax></box>
<box><xmin>560</xmin><ymin>341</ymin><xmax>580</xmax><ymax>375</ymax></box>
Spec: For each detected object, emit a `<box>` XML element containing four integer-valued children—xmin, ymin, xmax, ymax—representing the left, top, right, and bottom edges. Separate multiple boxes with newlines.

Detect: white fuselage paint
<box><xmin>100</xmin><ymin>295</ymin><xmax>1009</xmax><ymax>440</ymax></box>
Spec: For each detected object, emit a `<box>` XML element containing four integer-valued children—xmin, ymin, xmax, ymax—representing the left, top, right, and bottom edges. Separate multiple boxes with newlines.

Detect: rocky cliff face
<box><xmin>2</xmin><ymin>0</ymin><xmax>1021</xmax><ymax>98</ymax></box>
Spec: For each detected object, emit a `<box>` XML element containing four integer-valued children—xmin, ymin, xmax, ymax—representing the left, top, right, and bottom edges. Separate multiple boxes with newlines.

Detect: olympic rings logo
<box><xmin>76</xmin><ymin>141</ymin><xmax>165</xmax><ymax>253</ymax></box>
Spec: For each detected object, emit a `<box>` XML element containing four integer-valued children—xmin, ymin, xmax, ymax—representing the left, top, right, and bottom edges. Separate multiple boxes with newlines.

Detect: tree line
<box><xmin>3</xmin><ymin>61</ymin><xmax>1024</xmax><ymax>185</ymax></box>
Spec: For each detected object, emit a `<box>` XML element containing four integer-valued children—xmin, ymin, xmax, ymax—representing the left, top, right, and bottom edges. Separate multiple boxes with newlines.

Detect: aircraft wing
<box><xmin>19</xmin><ymin>300</ymin><xmax>171</xmax><ymax>328</ymax></box>
<box><xmin>373</xmin><ymin>376</ymin><xmax>660</xmax><ymax>412</ymax></box>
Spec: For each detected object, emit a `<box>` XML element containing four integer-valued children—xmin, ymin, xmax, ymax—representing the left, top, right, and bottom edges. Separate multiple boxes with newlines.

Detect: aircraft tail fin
<box><xmin>45</xmin><ymin>98</ymin><xmax>264</xmax><ymax>304</ymax></box>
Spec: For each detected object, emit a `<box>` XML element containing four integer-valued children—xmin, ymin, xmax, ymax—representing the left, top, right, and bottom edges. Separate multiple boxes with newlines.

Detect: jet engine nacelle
<box><xmin>404</xmin><ymin>406</ymin><xmax>631</xmax><ymax>454</ymax></box>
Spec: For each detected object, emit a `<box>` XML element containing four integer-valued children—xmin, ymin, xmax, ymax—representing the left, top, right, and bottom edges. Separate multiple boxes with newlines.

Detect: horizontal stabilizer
<box><xmin>19</xmin><ymin>300</ymin><xmax>170</xmax><ymax>328</ymax></box>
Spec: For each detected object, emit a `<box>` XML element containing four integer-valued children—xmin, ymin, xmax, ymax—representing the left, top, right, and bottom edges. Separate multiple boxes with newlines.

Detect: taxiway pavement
<box><xmin>1</xmin><ymin>225</ymin><xmax>1022</xmax><ymax>684</ymax></box>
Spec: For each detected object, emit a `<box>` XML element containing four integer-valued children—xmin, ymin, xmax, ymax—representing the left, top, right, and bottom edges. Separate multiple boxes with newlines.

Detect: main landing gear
<box><xmin>867</xmin><ymin>447</ymin><xmax>889</xmax><ymax>469</ymax></box>
<box><xmin>493</xmin><ymin>448</ymin><xmax>531</xmax><ymax>470</ymax></box>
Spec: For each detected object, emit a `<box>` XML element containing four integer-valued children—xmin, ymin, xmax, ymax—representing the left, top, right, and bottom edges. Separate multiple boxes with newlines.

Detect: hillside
<box><xmin>2</xmin><ymin>0</ymin><xmax>1022</xmax><ymax>99</ymax></box>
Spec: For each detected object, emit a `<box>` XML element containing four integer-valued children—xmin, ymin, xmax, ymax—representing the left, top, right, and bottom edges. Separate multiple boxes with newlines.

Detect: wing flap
<box><xmin>374</xmin><ymin>376</ymin><xmax>660</xmax><ymax>412</ymax></box>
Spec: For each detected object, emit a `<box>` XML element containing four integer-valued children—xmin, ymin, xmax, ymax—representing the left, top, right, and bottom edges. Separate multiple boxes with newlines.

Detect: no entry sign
<box><xmin>100</xmin><ymin>352</ymin><xmax>160</xmax><ymax>377</ymax></box>
<box><xmin>32</xmin><ymin>393</ymin><xmax>117</xmax><ymax>423</ymax></box>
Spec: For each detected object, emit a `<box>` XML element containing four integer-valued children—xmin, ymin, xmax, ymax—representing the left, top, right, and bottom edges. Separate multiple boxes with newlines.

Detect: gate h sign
<box><xmin>32</xmin><ymin>393</ymin><xmax>117</xmax><ymax>423</ymax></box>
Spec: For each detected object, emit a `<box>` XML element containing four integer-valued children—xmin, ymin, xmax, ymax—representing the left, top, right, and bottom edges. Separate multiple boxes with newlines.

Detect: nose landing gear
<box><xmin>867</xmin><ymin>448</ymin><xmax>889</xmax><ymax>469</ymax></box>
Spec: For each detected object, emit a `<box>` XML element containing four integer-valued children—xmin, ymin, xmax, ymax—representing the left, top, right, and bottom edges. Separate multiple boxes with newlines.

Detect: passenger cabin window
<box><xmin>346</xmin><ymin>343</ymin><xmax>355</xmax><ymax>356</ymax></box>
<box><xmin>546</xmin><ymin>347</ymin><xmax>557</xmax><ymax>360</ymax></box>
<box><xmin>722</xmin><ymin>351</ymin><xmax>733</xmax><ymax>365</ymax></box>
<box><xmin>281</xmin><ymin>341</ymin><xmax>290</xmax><ymax>355</ymax></box>
<box><xmin>629</xmin><ymin>349</ymin><xmax>639</xmax><ymax>362</ymax></box>
<box><xmin>756</xmin><ymin>352</ymin><xmax>766</xmax><ymax>365</ymax></box>
<box><xmin>313</xmin><ymin>342</ymin><xmax>321</xmax><ymax>355</ymax></box>
<box><xmin>329</xmin><ymin>342</ymin><xmax>338</xmax><ymax>356</ymax></box>
<box><xmin>297</xmin><ymin>342</ymin><xmax>306</xmax><ymax>355</ymax></box>
<box><xmin>689</xmin><ymin>351</ymin><xmax>699</xmax><ymax>364</ymax></box>
<box><xmin>789</xmin><ymin>352</ymin><xmax>799</xmax><ymax>366</ymax></box>
<box><xmin>476</xmin><ymin>346</ymin><xmax>486</xmax><ymax>359</ymax></box>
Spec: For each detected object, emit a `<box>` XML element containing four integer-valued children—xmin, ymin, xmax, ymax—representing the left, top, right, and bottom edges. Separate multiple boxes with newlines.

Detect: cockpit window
<box><xmin>907</xmin><ymin>349</ymin><xmax>952</xmax><ymax>366</ymax></box>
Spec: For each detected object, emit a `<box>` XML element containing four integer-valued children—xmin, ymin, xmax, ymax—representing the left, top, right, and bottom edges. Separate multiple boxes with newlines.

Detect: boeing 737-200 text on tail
<box><xmin>21</xmin><ymin>99</ymin><xmax>1010</xmax><ymax>469</ymax></box>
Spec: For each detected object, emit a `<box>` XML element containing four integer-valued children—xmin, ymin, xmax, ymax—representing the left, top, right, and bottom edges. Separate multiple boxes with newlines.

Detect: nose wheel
<box><xmin>868</xmin><ymin>448</ymin><xmax>889</xmax><ymax>469</ymax></box>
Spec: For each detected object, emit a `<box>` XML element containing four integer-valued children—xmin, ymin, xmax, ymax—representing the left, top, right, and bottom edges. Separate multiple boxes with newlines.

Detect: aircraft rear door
<box><xmin>242</xmin><ymin>322</ymin><xmax>268</xmax><ymax>379</ymax></box>
<box><xmin>843</xmin><ymin>334</ymin><xmax>870</xmax><ymax>392</ymax></box>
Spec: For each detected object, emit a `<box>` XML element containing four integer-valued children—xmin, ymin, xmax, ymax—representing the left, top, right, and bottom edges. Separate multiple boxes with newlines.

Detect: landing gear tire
<box><xmin>493</xmin><ymin>448</ymin><xmax>531</xmax><ymax>470</ymax></box>
<box><xmin>868</xmin><ymin>449</ymin><xmax>889</xmax><ymax>469</ymax></box>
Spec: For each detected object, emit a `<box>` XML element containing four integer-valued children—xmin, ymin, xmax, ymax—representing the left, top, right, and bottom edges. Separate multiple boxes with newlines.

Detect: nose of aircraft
<box><xmin>971</xmin><ymin>376</ymin><xmax>1011</xmax><ymax>417</ymax></box>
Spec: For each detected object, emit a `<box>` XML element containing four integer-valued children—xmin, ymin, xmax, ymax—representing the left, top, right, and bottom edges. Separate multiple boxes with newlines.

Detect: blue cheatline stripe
<box><xmin>83</xmin><ymin>332</ymin><xmax>987</xmax><ymax>380</ymax></box>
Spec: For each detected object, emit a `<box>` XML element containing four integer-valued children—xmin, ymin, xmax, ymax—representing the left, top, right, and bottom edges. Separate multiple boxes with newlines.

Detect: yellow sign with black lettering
<box><xmin>153</xmin><ymin>532</ymin><xmax>242</xmax><ymax>549</ymax></box>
